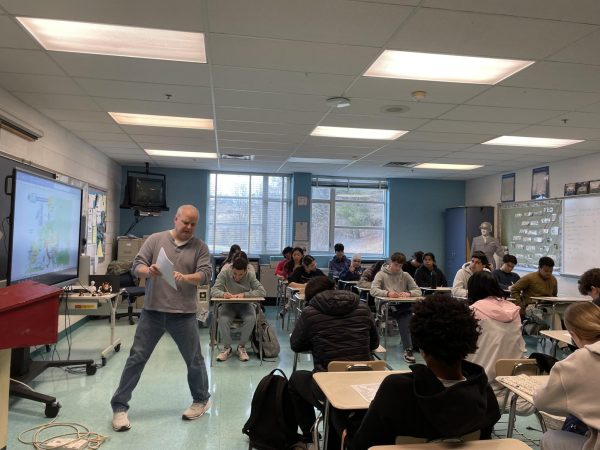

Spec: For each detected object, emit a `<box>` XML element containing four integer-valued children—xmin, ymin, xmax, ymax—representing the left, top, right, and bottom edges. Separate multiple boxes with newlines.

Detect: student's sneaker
<box><xmin>216</xmin><ymin>346</ymin><xmax>232</xmax><ymax>361</ymax></box>
<box><xmin>403</xmin><ymin>348</ymin><xmax>416</xmax><ymax>364</ymax></box>
<box><xmin>112</xmin><ymin>411</ymin><xmax>131</xmax><ymax>432</ymax></box>
<box><xmin>182</xmin><ymin>399</ymin><xmax>211</xmax><ymax>420</ymax></box>
<box><xmin>238</xmin><ymin>345</ymin><xmax>250</xmax><ymax>362</ymax></box>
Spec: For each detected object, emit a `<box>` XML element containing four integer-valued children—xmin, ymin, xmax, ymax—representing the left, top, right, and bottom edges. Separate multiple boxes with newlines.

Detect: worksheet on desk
<box><xmin>352</xmin><ymin>383</ymin><xmax>381</xmax><ymax>402</ymax></box>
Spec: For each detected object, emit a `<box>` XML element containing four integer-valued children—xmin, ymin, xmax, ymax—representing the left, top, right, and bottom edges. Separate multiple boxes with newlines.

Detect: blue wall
<box><xmin>119</xmin><ymin>166</ymin><xmax>209</xmax><ymax>238</ymax></box>
<box><xmin>387</xmin><ymin>178</ymin><xmax>465</xmax><ymax>273</ymax></box>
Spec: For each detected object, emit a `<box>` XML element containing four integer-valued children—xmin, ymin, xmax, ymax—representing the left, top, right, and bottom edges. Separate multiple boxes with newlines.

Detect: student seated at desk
<box><xmin>402</xmin><ymin>251</ymin><xmax>423</xmax><ymax>278</ymax></box>
<box><xmin>534</xmin><ymin>302</ymin><xmax>600</xmax><ymax>450</ymax></box>
<box><xmin>370</xmin><ymin>252</ymin><xmax>421</xmax><ymax>364</ymax></box>
<box><xmin>452</xmin><ymin>251</ymin><xmax>488</xmax><ymax>298</ymax></box>
<box><xmin>578</xmin><ymin>268</ymin><xmax>600</xmax><ymax>307</ymax></box>
<box><xmin>211</xmin><ymin>256</ymin><xmax>266</xmax><ymax>362</ymax></box>
<box><xmin>465</xmin><ymin>271</ymin><xmax>534</xmax><ymax>415</ymax></box>
<box><xmin>510</xmin><ymin>256</ymin><xmax>557</xmax><ymax>317</ymax></box>
<box><xmin>275</xmin><ymin>246</ymin><xmax>293</xmax><ymax>278</ymax></box>
<box><xmin>329</xmin><ymin>242</ymin><xmax>351</xmax><ymax>277</ymax></box>
<box><xmin>414</xmin><ymin>252</ymin><xmax>447</xmax><ymax>288</ymax></box>
<box><xmin>288</xmin><ymin>276</ymin><xmax>379</xmax><ymax>449</ymax></box>
<box><xmin>282</xmin><ymin>247</ymin><xmax>305</xmax><ymax>280</ymax></box>
<box><xmin>340</xmin><ymin>254</ymin><xmax>364</xmax><ymax>282</ymax></box>
<box><xmin>220</xmin><ymin>250</ymin><xmax>255</xmax><ymax>274</ymax></box>
<box><xmin>218</xmin><ymin>244</ymin><xmax>241</xmax><ymax>273</ymax></box>
<box><xmin>357</xmin><ymin>260</ymin><xmax>385</xmax><ymax>289</ymax></box>
<box><xmin>492</xmin><ymin>254</ymin><xmax>520</xmax><ymax>290</ymax></box>
<box><xmin>288</xmin><ymin>255</ymin><xmax>324</xmax><ymax>289</ymax></box>
<box><xmin>339</xmin><ymin>295</ymin><xmax>500</xmax><ymax>450</ymax></box>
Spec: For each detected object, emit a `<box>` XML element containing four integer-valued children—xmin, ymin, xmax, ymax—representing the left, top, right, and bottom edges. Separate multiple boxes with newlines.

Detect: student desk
<box><xmin>540</xmin><ymin>329</ymin><xmax>573</xmax><ymax>357</ymax></box>
<box><xmin>61</xmin><ymin>291</ymin><xmax>121</xmax><ymax>366</ymax></box>
<box><xmin>530</xmin><ymin>296</ymin><xmax>591</xmax><ymax>329</ymax></box>
<box><xmin>374</xmin><ymin>296</ymin><xmax>425</xmax><ymax>355</ymax></box>
<box><xmin>419</xmin><ymin>287</ymin><xmax>451</xmax><ymax>295</ymax></box>
<box><xmin>285</xmin><ymin>286</ymin><xmax>302</xmax><ymax>330</ymax></box>
<box><xmin>314</xmin><ymin>370</ymin><xmax>408</xmax><ymax>449</ymax></box>
<box><xmin>209</xmin><ymin>297</ymin><xmax>265</xmax><ymax>366</ymax></box>
<box><xmin>368</xmin><ymin>439</ymin><xmax>532</xmax><ymax>449</ymax></box>
<box><xmin>495</xmin><ymin>375</ymin><xmax>549</xmax><ymax>438</ymax></box>
<box><xmin>338</xmin><ymin>279</ymin><xmax>358</xmax><ymax>290</ymax></box>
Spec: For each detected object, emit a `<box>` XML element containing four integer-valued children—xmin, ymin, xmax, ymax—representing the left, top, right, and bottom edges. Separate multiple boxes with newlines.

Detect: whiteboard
<box><xmin>563</xmin><ymin>196</ymin><xmax>600</xmax><ymax>276</ymax></box>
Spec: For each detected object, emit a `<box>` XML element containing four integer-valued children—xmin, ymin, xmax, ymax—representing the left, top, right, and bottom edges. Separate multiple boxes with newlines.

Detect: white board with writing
<box><xmin>563</xmin><ymin>196</ymin><xmax>600</xmax><ymax>276</ymax></box>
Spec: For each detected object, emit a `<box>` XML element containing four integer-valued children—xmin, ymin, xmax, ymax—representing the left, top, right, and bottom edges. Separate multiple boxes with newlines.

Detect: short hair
<box><xmin>503</xmin><ymin>254</ymin><xmax>517</xmax><ymax>265</ymax></box>
<box><xmin>467</xmin><ymin>271</ymin><xmax>505</xmax><ymax>302</ymax></box>
<box><xmin>423</xmin><ymin>252</ymin><xmax>436</xmax><ymax>263</ymax></box>
<box><xmin>410</xmin><ymin>296</ymin><xmax>480</xmax><ymax>366</ymax></box>
<box><xmin>564</xmin><ymin>302</ymin><xmax>600</xmax><ymax>343</ymax></box>
<box><xmin>232</xmin><ymin>257</ymin><xmax>248</xmax><ymax>271</ymax></box>
<box><xmin>334</xmin><ymin>243</ymin><xmax>344</xmax><ymax>252</ymax></box>
<box><xmin>352</xmin><ymin>254</ymin><xmax>362</xmax><ymax>262</ymax></box>
<box><xmin>390</xmin><ymin>252</ymin><xmax>407</xmax><ymax>264</ymax></box>
<box><xmin>302</xmin><ymin>254</ymin><xmax>315</xmax><ymax>267</ymax></box>
<box><xmin>539</xmin><ymin>256</ymin><xmax>555</xmax><ymax>268</ymax></box>
<box><xmin>305</xmin><ymin>276</ymin><xmax>335</xmax><ymax>302</ymax></box>
<box><xmin>471</xmin><ymin>250</ymin><xmax>489</xmax><ymax>266</ymax></box>
<box><xmin>412</xmin><ymin>251</ymin><xmax>424</xmax><ymax>264</ymax></box>
<box><xmin>282</xmin><ymin>246</ymin><xmax>293</xmax><ymax>257</ymax></box>
<box><xmin>578</xmin><ymin>268</ymin><xmax>600</xmax><ymax>296</ymax></box>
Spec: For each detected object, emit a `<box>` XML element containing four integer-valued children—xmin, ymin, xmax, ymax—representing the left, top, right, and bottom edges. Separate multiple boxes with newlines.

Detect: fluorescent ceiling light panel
<box><xmin>311</xmin><ymin>126</ymin><xmax>407</xmax><ymax>140</ymax></box>
<box><xmin>145</xmin><ymin>149</ymin><xmax>217</xmax><ymax>158</ymax></box>
<box><xmin>482</xmin><ymin>136</ymin><xmax>584</xmax><ymax>148</ymax></box>
<box><xmin>415</xmin><ymin>163</ymin><xmax>483</xmax><ymax>170</ymax></box>
<box><xmin>288</xmin><ymin>157</ymin><xmax>353</xmax><ymax>165</ymax></box>
<box><xmin>17</xmin><ymin>17</ymin><xmax>206</xmax><ymax>63</ymax></box>
<box><xmin>364</xmin><ymin>50</ymin><xmax>534</xmax><ymax>85</ymax></box>
<box><xmin>109</xmin><ymin>112</ymin><xmax>213</xmax><ymax>130</ymax></box>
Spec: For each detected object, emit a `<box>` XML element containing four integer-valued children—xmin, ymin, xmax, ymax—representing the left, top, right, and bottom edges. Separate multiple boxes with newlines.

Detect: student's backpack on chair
<box><xmin>242</xmin><ymin>368</ymin><xmax>300</xmax><ymax>450</ymax></box>
<box><xmin>251</xmin><ymin>309</ymin><xmax>280</xmax><ymax>359</ymax></box>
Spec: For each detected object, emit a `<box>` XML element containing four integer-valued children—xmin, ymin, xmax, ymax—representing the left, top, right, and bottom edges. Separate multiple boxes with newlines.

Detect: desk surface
<box><xmin>369</xmin><ymin>439</ymin><xmax>532</xmax><ymax>450</ymax></box>
<box><xmin>211</xmin><ymin>297</ymin><xmax>265</xmax><ymax>303</ymax></box>
<box><xmin>496</xmin><ymin>375</ymin><xmax>549</xmax><ymax>404</ymax></box>
<box><xmin>313</xmin><ymin>370</ymin><xmax>407</xmax><ymax>410</ymax></box>
<box><xmin>531</xmin><ymin>296</ymin><xmax>591</xmax><ymax>303</ymax></box>
<box><xmin>420</xmin><ymin>287</ymin><xmax>451</xmax><ymax>292</ymax></box>
<box><xmin>375</xmin><ymin>296</ymin><xmax>425</xmax><ymax>302</ymax></box>
<box><xmin>63</xmin><ymin>292</ymin><xmax>118</xmax><ymax>301</ymax></box>
<box><xmin>541</xmin><ymin>329</ymin><xmax>573</xmax><ymax>345</ymax></box>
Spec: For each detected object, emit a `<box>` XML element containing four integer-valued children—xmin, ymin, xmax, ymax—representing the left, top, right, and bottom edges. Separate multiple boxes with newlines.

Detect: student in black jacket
<box><xmin>288</xmin><ymin>276</ymin><xmax>379</xmax><ymax>448</ymax></box>
<box><xmin>413</xmin><ymin>252</ymin><xmax>448</xmax><ymax>288</ymax></box>
<box><xmin>340</xmin><ymin>295</ymin><xmax>500</xmax><ymax>450</ymax></box>
<box><xmin>288</xmin><ymin>255</ymin><xmax>325</xmax><ymax>288</ymax></box>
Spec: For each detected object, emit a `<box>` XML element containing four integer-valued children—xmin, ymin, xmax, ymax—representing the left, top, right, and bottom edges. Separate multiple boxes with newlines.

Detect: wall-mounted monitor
<box><xmin>7</xmin><ymin>169</ymin><xmax>83</xmax><ymax>287</ymax></box>
<box><xmin>121</xmin><ymin>170</ymin><xmax>168</xmax><ymax>211</ymax></box>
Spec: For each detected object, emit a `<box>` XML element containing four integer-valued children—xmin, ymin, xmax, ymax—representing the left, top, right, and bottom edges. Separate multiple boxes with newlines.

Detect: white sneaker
<box><xmin>112</xmin><ymin>411</ymin><xmax>131</xmax><ymax>432</ymax></box>
<box><xmin>182</xmin><ymin>399</ymin><xmax>211</xmax><ymax>420</ymax></box>
<box><xmin>238</xmin><ymin>345</ymin><xmax>250</xmax><ymax>362</ymax></box>
<box><xmin>216</xmin><ymin>346</ymin><xmax>232</xmax><ymax>361</ymax></box>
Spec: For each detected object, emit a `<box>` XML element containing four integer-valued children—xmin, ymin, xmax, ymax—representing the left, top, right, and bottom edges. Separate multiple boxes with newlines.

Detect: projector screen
<box><xmin>7</xmin><ymin>169</ymin><xmax>82</xmax><ymax>286</ymax></box>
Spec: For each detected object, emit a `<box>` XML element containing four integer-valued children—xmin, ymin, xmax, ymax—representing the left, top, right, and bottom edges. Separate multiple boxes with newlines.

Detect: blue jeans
<box><xmin>111</xmin><ymin>310</ymin><xmax>210</xmax><ymax>412</ymax></box>
<box><xmin>390</xmin><ymin>303</ymin><xmax>412</xmax><ymax>351</ymax></box>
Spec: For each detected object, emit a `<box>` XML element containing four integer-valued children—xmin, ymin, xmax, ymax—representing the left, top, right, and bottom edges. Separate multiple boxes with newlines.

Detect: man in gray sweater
<box><xmin>211</xmin><ymin>256</ymin><xmax>266</xmax><ymax>362</ymax></box>
<box><xmin>111</xmin><ymin>205</ymin><xmax>212</xmax><ymax>432</ymax></box>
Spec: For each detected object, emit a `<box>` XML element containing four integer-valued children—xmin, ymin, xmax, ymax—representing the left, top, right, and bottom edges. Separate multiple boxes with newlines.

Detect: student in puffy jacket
<box><xmin>288</xmin><ymin>276</ymin><xmax>379</xmax><ymax>448</ymax></box>
<box><xmin>414</xmin><ymin>252</ymin><xmax>447</xmax><ymax>288</ymax></box>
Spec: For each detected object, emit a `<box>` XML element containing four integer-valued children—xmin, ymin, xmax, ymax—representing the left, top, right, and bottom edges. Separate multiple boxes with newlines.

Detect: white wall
<box><xmin>0</xmin><ymin>87</ymin><xmax>122</xmax><ymax>330</ymax></box>
<box><xmin>465</xmin><ymin>151</ymin><xmax>600</xmax><ymax>296</ymax></box>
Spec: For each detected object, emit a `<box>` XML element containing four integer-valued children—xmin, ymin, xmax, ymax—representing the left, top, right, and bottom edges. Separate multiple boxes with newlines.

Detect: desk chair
<box><xmin>115</xmin><ymin>272</ymin><xmax>145</xmax><ymax>325</ymax></box>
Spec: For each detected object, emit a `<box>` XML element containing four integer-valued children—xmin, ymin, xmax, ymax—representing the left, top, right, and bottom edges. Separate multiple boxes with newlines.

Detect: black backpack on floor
<box><xmin>242</xmin><ymin>368</ymin><xmax>301</xmax><ymax>450</ymax></box>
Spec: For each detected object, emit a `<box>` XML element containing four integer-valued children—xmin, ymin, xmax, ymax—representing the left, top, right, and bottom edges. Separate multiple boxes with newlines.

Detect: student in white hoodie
<box><xmin>465</xmin><ymin>271</ymin><xmax>534</xmax><ymax>415</ymax></box>
<box><xmin>370</xmin><ymin>252</ymin><xmax>422</xmax><ymax>363</ymax></box>
<box><xmin>451</xmin><ymin>250</ymin><xmax>488</xmax><ymax>298</ymax></box>
<box><xmin>534</xmin><ymin>302</ymin><xmax>600</xmax><ymax>450</ymax></box>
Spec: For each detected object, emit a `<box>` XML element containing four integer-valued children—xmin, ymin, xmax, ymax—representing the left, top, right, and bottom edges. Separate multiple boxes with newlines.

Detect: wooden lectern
<box><xmin>0</xmin><ymin>281</ymin><xmax>96</xmax><ymax>444</ymax></box>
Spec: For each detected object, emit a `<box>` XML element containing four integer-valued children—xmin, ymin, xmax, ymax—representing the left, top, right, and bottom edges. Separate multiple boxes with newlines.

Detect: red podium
<box><xmin>0</xmin><ymin>281</ymin><xmax>96</xmax><ymax>418</ymax></box>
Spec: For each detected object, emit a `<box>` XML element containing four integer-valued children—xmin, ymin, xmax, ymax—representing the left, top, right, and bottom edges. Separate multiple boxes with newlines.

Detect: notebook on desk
<box><xmin>88</xmin><ymin>275</ymin><xmax>120</xmax><ymax>294</ymax></box>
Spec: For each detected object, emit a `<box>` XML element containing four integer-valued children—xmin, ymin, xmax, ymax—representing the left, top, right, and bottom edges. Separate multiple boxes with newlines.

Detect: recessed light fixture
<box><xmin>326</xmin><ymin>97</ymin><xmax>351</xmax><ymax>108</ymax></box>
<box><xmin>311</xmin><ymin>126</ymin><xmax>407</xmax><ymax>140</ymax></box>
<box><xmin>415</xmin><ymin>163</ymin><xmax>483</xmax><ymax>170</ymax></box>
<box><xmin>288</xmin><ymin>157</ymin><xmax>353</xmax><ymax>165</ymax></box>
<box><xmin>364</xmin><ymin>50</ymin><xmax>534</xmax><ymax>85</ymax></box>
<box><xmin>17</xmin><ymin>17</ymin><xmax>206</xmax><ymax>63</ymax></box>
<box><xmin>482</xmin><ymin>136</ymin><xmax>584</xmax><ymax>148</ymax></box>
<box><xmin>145</xmin><ymin>149</ymin><xmax>217</xmax><ymax>158</ymax></box>
<box><xmin>109</xmin><ymin>112</ymin><xmax>214</xmax><ymax>130</ymax></box>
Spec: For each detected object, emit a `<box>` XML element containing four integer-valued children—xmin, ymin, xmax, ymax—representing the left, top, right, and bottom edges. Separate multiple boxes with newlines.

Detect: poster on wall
<box><xmin>501</xmin><ymin>173</ymin><xmax>515</xmax><ymax>202</ymax></box>
<box><xmin>531</xmin><ymin>166</ymin><xmax>549</xmax><ymax>200</ymax></box>
<box><xmin>88</xmin><ymin>187</ymin><xmax>107</xmax><ymax>263</ymax></box>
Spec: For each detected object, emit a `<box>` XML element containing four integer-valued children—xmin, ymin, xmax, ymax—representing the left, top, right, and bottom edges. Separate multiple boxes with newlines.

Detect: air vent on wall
<box><xmin>0</xmin><ymin>108</ymin><xmax>43</xmax><ymax>141</ymax></box>
<box><xmin>220</xmin><ymin>154</ymin><xmax>254</xmax><ymax>160</ymax></box>
<box><xmin>383</xmin><ymin>162</ymin><xmax>418</xmax><ymax>168</ymax></box>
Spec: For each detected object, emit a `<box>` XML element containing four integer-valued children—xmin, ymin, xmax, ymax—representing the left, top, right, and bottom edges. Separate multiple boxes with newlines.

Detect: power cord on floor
<box><xmin>18</xmin><ymin>419</ymin><xmax>109</xmax><ymax>449</ymax></box>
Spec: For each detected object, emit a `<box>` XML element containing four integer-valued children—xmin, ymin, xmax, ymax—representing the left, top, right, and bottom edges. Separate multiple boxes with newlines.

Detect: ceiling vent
<box><xmin>383</xmin><ymin>162</ymin><xmax>418</xmax><ymax>168</ymax></box>
<box><xmin>381</xmin><ymin>105</ymin><xmax>410</xmax><ymax>114</ymax></box>
<box><xmin>220</xmin><ymin>154</ymin><xmax>254</xmax><ymax>160</ymax></box>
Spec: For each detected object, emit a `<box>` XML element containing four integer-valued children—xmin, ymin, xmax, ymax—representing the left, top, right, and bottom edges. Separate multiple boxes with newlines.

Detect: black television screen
<box><xmin>122</xmin><ymin>172</ymin><xmax>168</xmax><ymax>210</ymax></box>
<box><xmin>7</xmin><ymin>169</ymin><xmax>82</xmax><ymax>286</ymax></box>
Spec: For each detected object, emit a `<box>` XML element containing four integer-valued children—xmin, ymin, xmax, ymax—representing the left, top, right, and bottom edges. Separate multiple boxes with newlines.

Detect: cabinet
<box><xmin>260</xmin><ymin>265</ymin><xmax>278</xmax><ymax>299</ymax></box>
<box><xmin>445</xmin><ymin>206</ymin><xmax>494</xmax><ymax>278</ymax></box>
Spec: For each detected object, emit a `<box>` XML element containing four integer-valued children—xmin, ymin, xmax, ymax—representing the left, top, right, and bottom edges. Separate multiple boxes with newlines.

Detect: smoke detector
<box><xmin>326</xmin><ymin>96</ymin><xmax>351</xmax><ymax>108</ymax></box>
<box><xmin>411</xmin><ymin>90</ymin><xmax>427</xmax><ymax>102</ymax></box>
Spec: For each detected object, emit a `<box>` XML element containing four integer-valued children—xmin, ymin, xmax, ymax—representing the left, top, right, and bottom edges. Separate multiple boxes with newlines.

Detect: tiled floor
<box><xmin>7</xmin><ymin>307</ymin><xmax>557</xmax><ymax>449</ymax></box>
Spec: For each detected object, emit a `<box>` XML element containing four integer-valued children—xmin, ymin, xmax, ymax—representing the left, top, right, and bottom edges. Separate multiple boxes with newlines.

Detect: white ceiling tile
<box><xmin>512</xmin><ymin>125</ymin><xmax>600</xmax><ymax>140</ymax></box>
<box><xmin>401</xmin><ymin>131</ymin><xmax>493</xmax><ymax>144</ymax></box>
<box><xmin>217</xmin><ymin>131</ymin><xmax>303</xmax><ymax>144</ymax></box>
<box><xmin>439</xmin><ymin>105</ymin><xmax>562</xmax><ymax>124</ymax></box>
<box><xmin>120</xmin><ymin>125</ymin><xmax>215</xmax><ymax>139</ymax></box>
<box><xmin>387</xmin><ymin>9</ymin><xmax>594</xmax><ymax>59</ymax></box>
<box><xmin>0</xmin><ymin>15</ymin><xmax>39</xmax><ymax>49</ymax></box>
<box><xmin>218</xmin><ymin>139</ymin><xmax>293</xmax><ymax>151</ymax></box>
<box><xmin>208</xmin><ymin>0</ymin><xmax>413</xmax><ymax>46</ymax></box>
<box><xmin>467</xmin><ymin>86</ymin><xmax>600</xmax><ymax>111</ymax></box>
<box><xmin>214</xmin><ymin>89</ymin><xmax>328</xmax><ymax>112</ymax></box>
<box><xmin>549</xmin><ymin>29</ymin><xmax>600</xmax><ymax>65</ymax></box>
<box><xmin>130</xmin><ymin>134</ymin><xmax>215</xmax><ymax>146</ymax></box>
<box><xmin>87</xmin><ymin>141</ymin><xmax>140</xmax><ymax>150</ymax></box>
<box><xmin>94</xmin><ymin>98</ymin><xmax>214</xmax><ymax>117</ymax></box>
<box><xmin>541</xmin><ymin>112</ymin><xmax>600</xmax><ymax>129</ymax></box>
<box><xmin>217</xmin><ymin>120</ymin><xmax>312</xmax><ymax>135</ymax></box>
<box><xmin>385</xmin><ymin>140</ymin><xmax>472</xmax><ymax>151</ymax></box>
<box><xmin>75</xmin><ymin>132</ymin><xmax>133</xmax><ymax>141</ymax></box>
<box><xmin>320</xmin><ymin>114</ymin><xmax>427</xmax><ymax>130</ymax></box>
<box><xmin>329</xmin><ymin>98</ymin><xmax>455</xmax><ymax>119</ymax></box>
<box><xmin>502</xmin><ymin>61</ymin><xmax>600</xmax><ymax>93</ymax></box>
<box><xmin>0</xmin><ymin>49</ymin><xmax>64</xmax><ymax>75</ymax></box>
<box><xmin>39</xmin><ymin>109</ymin><xmax>114</xmax><ymax>123</ymax></box>
<box><xmin>305</xmin><ymin>135</ymin><xmax>388</xmax><ymax>149</ymax></box>
<box><xmin>0</xmin><ymin>73</ymin><xmax>86</xmax><ymax>95</ymax></box>
<box><xmin>58</xmin><ymin>121</ymin><xmax>122</xmax><ymax>133</ymax></box>
<box><xmin>14</xmin><ymin>92</ymin><xmax>101</xmax><ymax>110</ymax></box>
<box><xmin>216</xmin><ymin>107</ymin><xmax>323</xmax><ymax>125</ymax></box>
<box><xmin>209</xmin><ymin>34</ymin><xmax>380</xmax><ymax>76</ymax></box>
<box><xmin>418</xmin><ymin>119</ymin><xmax>523</xmax><ymax>135</ymax></box>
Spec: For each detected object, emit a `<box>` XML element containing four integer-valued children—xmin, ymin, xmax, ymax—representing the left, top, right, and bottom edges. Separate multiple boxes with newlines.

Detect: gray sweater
<box><xmin>370</xmin><ymin>264</ymin><xmax>421</xmax><ymax>298</ymax></box>
<box><xmin>211</xmin><ymin>268</ymin><xmax>266</xmax><ymax>298</ymax></box>
<box><xmin>132</xmin><ymin>230</ymin><xmax>212</xmax><ymax>313</ymax></box>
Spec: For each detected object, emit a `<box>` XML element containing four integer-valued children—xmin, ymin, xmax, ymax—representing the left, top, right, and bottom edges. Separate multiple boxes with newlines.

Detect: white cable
<box><xmin>18</xmin><ymin>420</ymin><xmax>109</xmax><ymax>449</ymax></box>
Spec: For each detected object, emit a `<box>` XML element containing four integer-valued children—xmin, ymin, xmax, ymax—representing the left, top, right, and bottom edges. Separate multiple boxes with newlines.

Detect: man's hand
<box><xmin>388</xmin><ymin>291</ymin><xmax>400</xmax><ymax>298</ymax></box>
<box><xmin>148</xmin><ymin>264</ymin><xmax>162</xmax><ymax>277</ymax></box>
<box><xmin>223</xmin><ymin>292</ymin><xmax>234</xmax><ymax>299</ymax></box>
<box><xmin>398</xmin><ymin>291</ymin><xmax>411</xmax><ymax>298</ymax></box>
<box><xmin>173</xmin><ymin>271</ymin><xmax>186</xmax><ymax>282</ymax></box>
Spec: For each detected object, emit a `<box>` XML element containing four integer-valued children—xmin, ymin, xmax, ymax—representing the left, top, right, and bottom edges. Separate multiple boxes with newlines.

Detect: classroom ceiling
<box><xmin>1</xmin><ymin>0</ymin><xmax>600</xmax><ymax>180</ymax></box>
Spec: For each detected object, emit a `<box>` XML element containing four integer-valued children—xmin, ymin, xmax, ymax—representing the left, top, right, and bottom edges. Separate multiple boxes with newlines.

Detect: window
<box><xmin>207</xmin><ymin>173</ymin><xmax>291</xmax><ymax>254</ymax></box>
<box><xmin>311</xmin><ymin>178</ymin><xmax>387</xmax><ymax>256</ymax></box>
